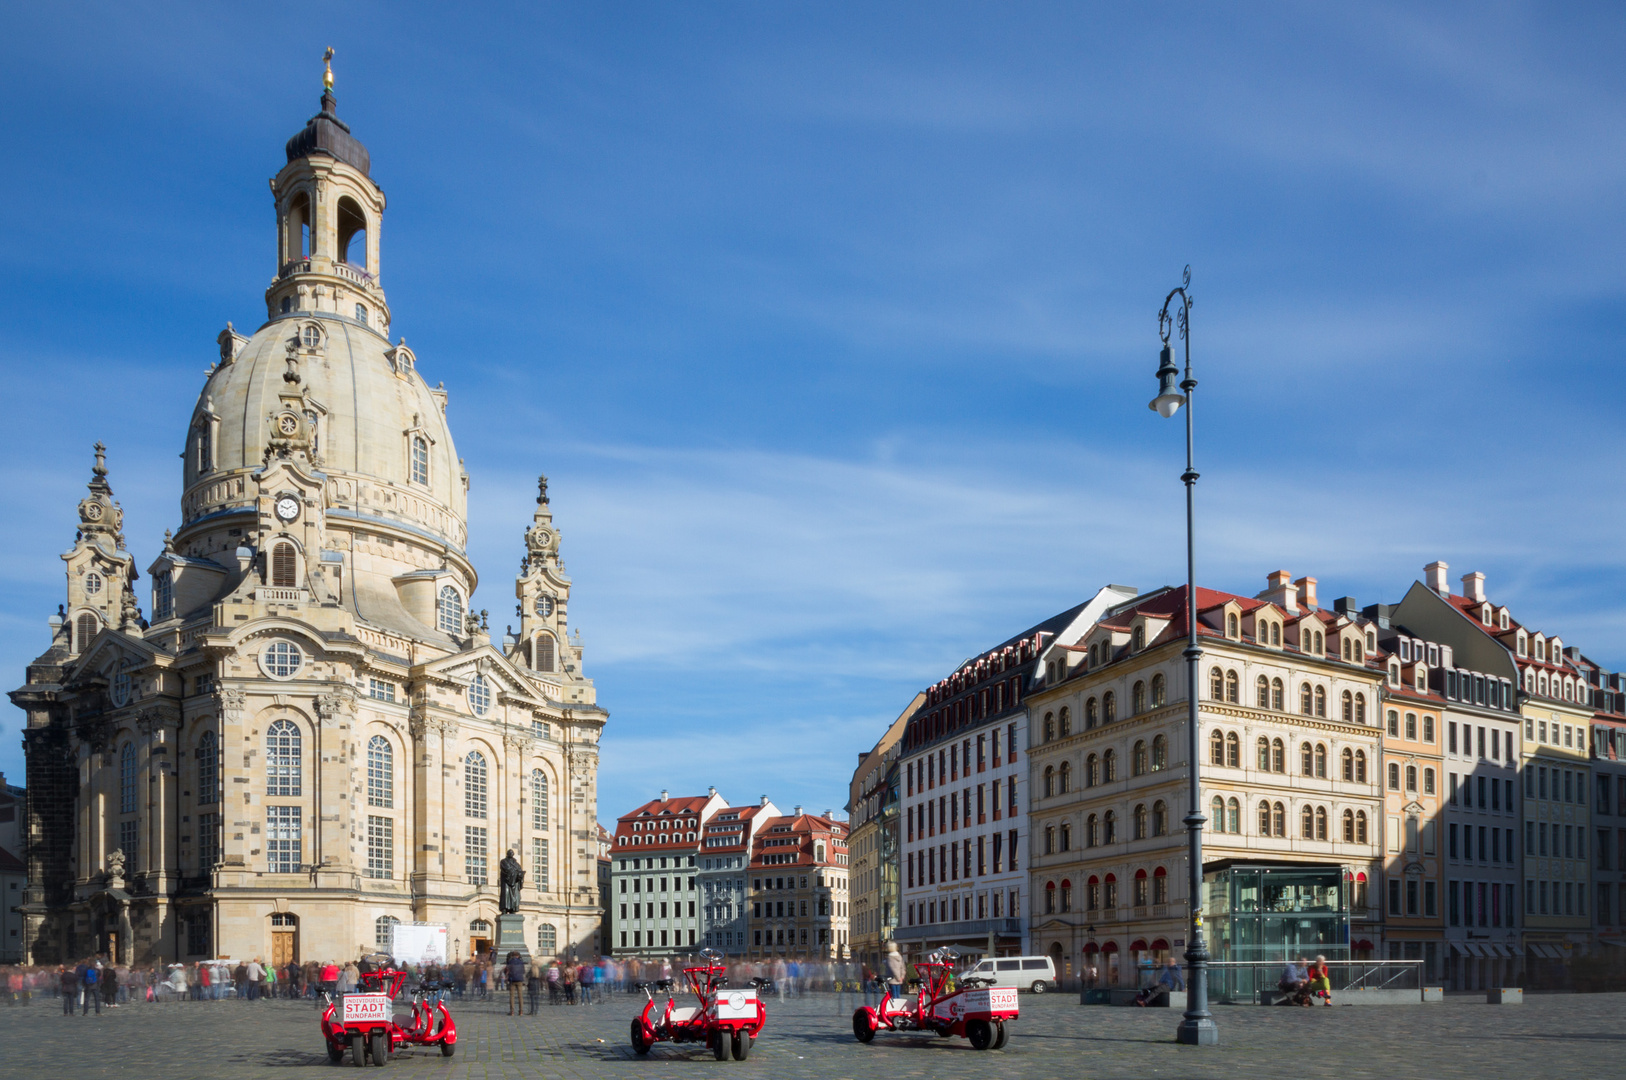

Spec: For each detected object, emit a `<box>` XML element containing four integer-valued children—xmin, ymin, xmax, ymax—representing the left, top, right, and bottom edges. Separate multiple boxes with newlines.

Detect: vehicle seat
<box><xmin>668</xmin><ymin>1006</ymin><xmax>700</xmax><ymax>1024</ymax></box>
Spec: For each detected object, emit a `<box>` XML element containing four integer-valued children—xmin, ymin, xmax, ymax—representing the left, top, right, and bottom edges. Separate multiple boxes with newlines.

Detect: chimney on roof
<box><xmin>793</xmin><ymin>805</ymin><xmax>803</xmax><ymax>816</ymax></box>
<box><xmin>759</xmin><ymin>795</ymin><xmax>769</xmax><ymax>807</ymax></box>
<box><xmin>1333</xmin><ymin>597</ymin><xmax>1359</xmax><ymax>618</ymax></box>
<box><xmin>1259</xmin><ymin>570</ymin><xmax>1298</xmax><ymax>615</ymax></box>
<box><xmin>824</xmin><ymin>809</ymin><xmax>833</xmax><ymax>818</ymax></box>
<box><xmin>1425</xmin><ymin>561</ymin><xmax>1449</xmax><ymax>595</ymax></box>
<box><xmin>1294</xmin><ymin>576</ymin><xmax>1318</xmax><ymax>610</ymax></box>
<box><xmin>708</xmin><ymin>786</ymin><xmax>717</xmax><ymax>797</ymax></box>
<box><xmin>1461</xmin><ymin>571</ymin><xmax>1486</xmax><ymax>603</ymax></box>
<box><xmin>660</xmin><ymin>789</ymin><xmax>669</xmax><ymax>802</ymax></box>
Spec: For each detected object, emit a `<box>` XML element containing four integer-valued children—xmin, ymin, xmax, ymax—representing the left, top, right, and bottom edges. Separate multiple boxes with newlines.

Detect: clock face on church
<box><xmin>275</xmin><ymin>496</ymin><xmax>301</xmax><ymax>523</ymax></box>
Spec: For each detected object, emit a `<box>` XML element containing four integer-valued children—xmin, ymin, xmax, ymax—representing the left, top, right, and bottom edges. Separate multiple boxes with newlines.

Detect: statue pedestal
<box><xmin>496</xmin><ymin>913</ymin><xmax>530</xmax><ymax>963</ymax></box>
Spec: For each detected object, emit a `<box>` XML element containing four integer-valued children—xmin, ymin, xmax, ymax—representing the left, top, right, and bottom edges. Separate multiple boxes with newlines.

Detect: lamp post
<box><xmin>1149</xmin><ymin>266</ymin><xmax>1218</xmax><ymax>1046</ymax></box>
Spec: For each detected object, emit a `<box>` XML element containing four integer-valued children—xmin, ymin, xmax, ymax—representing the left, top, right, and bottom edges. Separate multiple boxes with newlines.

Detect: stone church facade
<box><xmin>10</xmin><ymin>72</ymin><xmax>606</xmax><ymax>968</ymax></box>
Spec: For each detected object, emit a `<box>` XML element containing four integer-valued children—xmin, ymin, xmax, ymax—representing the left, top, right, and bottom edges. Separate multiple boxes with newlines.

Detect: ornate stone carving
<box><xmin>218</xmin><ymin>688</ymin><xmax>247</xmax><ymax>723</ymax></box>
<box><xmin>106</xmin><ymin>848</ymin><xmax>127</xmax><ymax>888</ymax></box>
<box><xmin>315</xmin><ymin>688</ymin><xmax>356</xmax><ymax>721</ymax></box>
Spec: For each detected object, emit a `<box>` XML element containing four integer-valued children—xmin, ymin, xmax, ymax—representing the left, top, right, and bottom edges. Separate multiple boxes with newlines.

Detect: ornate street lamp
<box><xmin>1150</xmin><ymin>266</ymin><xmax>1217</xmax><ymax>1046</ymax></box>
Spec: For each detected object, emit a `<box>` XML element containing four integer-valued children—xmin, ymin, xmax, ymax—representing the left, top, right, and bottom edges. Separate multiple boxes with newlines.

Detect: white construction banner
<box><xmin>390</xmin><ymin>923</ymin><xmax>449</xmax><ymax>965</ymax></box>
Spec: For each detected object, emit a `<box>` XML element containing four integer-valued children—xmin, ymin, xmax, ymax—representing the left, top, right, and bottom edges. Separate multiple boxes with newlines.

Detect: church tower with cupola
<box><xmin>11</xmin><ymin>56</ymin><xmax>608</xmax><ymax>969</ymax></box>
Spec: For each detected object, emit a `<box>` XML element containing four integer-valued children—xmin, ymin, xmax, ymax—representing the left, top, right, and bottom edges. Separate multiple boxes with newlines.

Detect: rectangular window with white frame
<box><xmin>267</xmin><ymin>806</ymin><xmax>301</xmax><ymax>872</ymax></box>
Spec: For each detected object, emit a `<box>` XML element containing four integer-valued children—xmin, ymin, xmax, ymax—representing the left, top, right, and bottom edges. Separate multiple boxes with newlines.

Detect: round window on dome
<box><xmin>84</xmin><ymin>571</ymin><xmax>103</xmax><ymax>596</ymax></box>
<box><xmin>302</xmin><ymin>325</ymin><xmax>321</xmax><ymax>349</ymax></box>
<box><xmin>260</xmin><ymin>640</ymin><xmax>304</xmax><ymax>679</ymax></box>
<box><xmin>468</xmin><ymin>673</ymin><xmax>492</xmax><ymax>717</ymax></box>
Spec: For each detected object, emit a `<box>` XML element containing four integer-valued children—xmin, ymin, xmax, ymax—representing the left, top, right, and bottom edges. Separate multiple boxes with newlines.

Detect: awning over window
<box><xmin>1449</xmin><ymin>941</ymin><xmax>1469</xmax><ymax>956</ymax></box>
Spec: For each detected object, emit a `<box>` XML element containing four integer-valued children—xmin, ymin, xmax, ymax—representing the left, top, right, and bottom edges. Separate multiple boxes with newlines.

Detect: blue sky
<box><xmin>2</xmin><ymin>3</ymin><xmax>1624</xmax><ymax>823</ymax></box>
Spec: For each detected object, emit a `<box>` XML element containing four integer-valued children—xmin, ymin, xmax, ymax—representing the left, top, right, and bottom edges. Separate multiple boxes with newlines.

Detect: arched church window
<box><xmin>532</xmin><ymin>768</ymin><xmax>549</xmax><ymax>830</ymax></box>
<box><xmin>367</xmin><ymin>735</ymin><xmax>393</xmax><ymax>808</ymax></box>
<box><xmin>120</xmin><ymin>742</ymin><xmax>138</xmax><ymax>814</ymax></box>
<box><xmin>411</xmin><ymin>436</ymin><xmax>430</xmax><ymax>486</ymax></box>
<box><xmin>355</xmin><ymin>303</ymin><xmax>368</xmax><ymax>324</ymax></box>
<box><xmin>266</xmin><ymin>718</ymin><xmax>302</xmax><ymax>797</ymax></box>
<box><xmin>468</xmin><ymin>673</ymin><xmax>492</xmax><ymax>717</ymax></box>
<box><xmin>536</xmin><ymin>634</ymin><xmax>556</xmax><ymax>673</ymax></box>
<box><xmin>197</xmin><ymin>730</ymin><xmax>218</xmax><ymax>806</ymax></box>
<box><xmin>437</xmin><ymin>585</ymin><xmax>463</xmax><ymax>635</ymax></box>
<box><xmin>76</xmin><ymin>612</ymin><xmax>99</xmax><ymax>653</ymax></box>
<box><xmin>464</xmin><ymin>751</ymin><xmax>488</xmax><ymax>818</ymax></box>
<box><xmin>196</xmin><ymin>422</ymin><xmax>212</xmax><ymax>473</ymax></box>
<box><xmin>271</xmin><ymin>543</ymin><xmax>297</xmax><ymax>587</ymax></box>
<box><xmin>153</xmin><ymin>570</ymin><xmax>173</xmax><ymax>622</ymax></box>
<box><xmin>337</xmin><ymin>196</ymin><xmax>368</xmax><ymax>269</ymax></box>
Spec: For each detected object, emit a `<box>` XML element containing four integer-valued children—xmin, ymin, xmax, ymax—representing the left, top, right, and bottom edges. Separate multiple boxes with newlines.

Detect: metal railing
<box><xmin>1202</xmin><ymin>959</ymin><xmax>1424</xmax><ymax>1003</ymax></box>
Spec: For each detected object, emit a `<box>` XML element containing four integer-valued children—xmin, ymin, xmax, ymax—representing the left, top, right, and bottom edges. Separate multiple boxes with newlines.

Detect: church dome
<box><xmin>179</xmin><ymin>313</ymin><xmax>468</xmax><ymax>555</ymax></box>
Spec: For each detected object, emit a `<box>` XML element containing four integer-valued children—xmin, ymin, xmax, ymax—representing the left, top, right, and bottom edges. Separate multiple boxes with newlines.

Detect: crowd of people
<box><xmin>0</xmin><ymin>951</ymin><xmax>902</xmax><ymax>1015</ymax></box>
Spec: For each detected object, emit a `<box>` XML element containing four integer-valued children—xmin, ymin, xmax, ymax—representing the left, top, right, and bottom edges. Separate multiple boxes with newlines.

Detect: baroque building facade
<box><xmin>1026</xmin><ymin>575</ymin><xmax>1387</xmax><ymax>989</ymax></box>
<box><xmin>10</xmin><ymin>73</ymin><xmax>606</xmax><ymax>968</ymax></box>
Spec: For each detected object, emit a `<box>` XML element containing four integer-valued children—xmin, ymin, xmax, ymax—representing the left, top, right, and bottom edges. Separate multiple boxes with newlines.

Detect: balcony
<box><xmin>333</xmin><ymin>261</ymin><xmax>376</xmax><ymax>288</ymax></box>
<box><xmin>256</xmin><ymin>587</ymin><xmax>306</xmax><ymax>604</ymax></box>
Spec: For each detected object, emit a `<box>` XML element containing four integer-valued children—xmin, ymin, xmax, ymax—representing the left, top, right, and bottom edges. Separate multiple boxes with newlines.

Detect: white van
<box><xmin>964</xmin><ymin>955</ymin><xmax>1057</xmax><ymax>993</ymax></box>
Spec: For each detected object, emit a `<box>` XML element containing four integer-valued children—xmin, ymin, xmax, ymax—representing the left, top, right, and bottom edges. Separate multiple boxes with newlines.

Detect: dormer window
<box><xmin>1499</xmin><ymin>610</ymin><xmax>1510</xmax><ymax>630</ymax></box>
<box><xmin>410</xmin><ymin>436</ymin><xmax>430</xmax><ymax>486</ymax></box>
<box><xmin>1481</xmin><ymin>603</ymin><xmax>1492</xmax><ymax>626</ymax></box>
<box><xmin>1389</xmin><ymin>661</ymin><xmax>1401</xmax><ymax>685</ymax></box>
<box><xmin>1132</xmin><ymin>626</ymin><xmax>1145</xmax><ymax>651</ymax></box>
<box><xmin>1227</xmin><ymin>613</ymin><xmax>1239</xmax><ymax>638</ymax></box>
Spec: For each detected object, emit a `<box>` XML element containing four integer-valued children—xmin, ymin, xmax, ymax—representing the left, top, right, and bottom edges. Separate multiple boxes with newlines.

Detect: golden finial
<box><xmin>323</xmin><ymin>47</ymin><xmax>334</xmax><ymax>92</ymax></box>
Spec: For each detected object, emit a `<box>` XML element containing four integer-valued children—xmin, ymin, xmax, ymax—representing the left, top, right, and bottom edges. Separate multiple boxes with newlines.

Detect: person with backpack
<box><xmin>79</xmin><ymin>959</ymin><xmax>101</xmax><ymax>1015</ymax></box>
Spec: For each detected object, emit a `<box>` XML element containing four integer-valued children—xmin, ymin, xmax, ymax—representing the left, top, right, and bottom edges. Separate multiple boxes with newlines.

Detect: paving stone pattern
<box><xmin>1</xmin><ymin>990</ymin><xmax>1620</xmax><ymax>1079</ymax></box>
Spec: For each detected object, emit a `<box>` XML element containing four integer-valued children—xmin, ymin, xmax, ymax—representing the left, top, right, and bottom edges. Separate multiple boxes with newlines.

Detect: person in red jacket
<box><xmin>320</xmin><ymin>961</ymin><xmax>340</xmax><ymax>1001</ymax></box>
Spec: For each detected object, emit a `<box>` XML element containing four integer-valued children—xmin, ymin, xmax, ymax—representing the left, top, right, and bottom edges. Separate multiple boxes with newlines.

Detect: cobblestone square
<box><xmin>1</xmin><ymin>990</ymin><xmax>1618</xmax><ymax>1079</ymax></box>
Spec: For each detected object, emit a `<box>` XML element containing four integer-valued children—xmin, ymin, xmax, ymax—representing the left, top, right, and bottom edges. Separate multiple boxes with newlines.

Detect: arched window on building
<box><xmin>1259</xmin><ymin>800</ymin><xmax>1273</xmax><ymax>835</ymax></box>
<box><xmin>1210</xmin><ymin>796</ymin><xmax>1226</xmax><ymax>833</ymax></box>
<box><xmin>1086</xmin><ymin>754</ymin><xmax>1099</xmax><ymax>787</ymax></box>
<box><xmin>1085</xmin><ymin>698</ymin><xmax>1099</xmax><ymax>728</ymax></box>
<box><xmin>1224</xmin><ymin>670</ymin><xmax>1238</xmax><ymax>703</ymax></box>
<box><xmin>1314</xmin><ymin>686</ymin><xmax>1327</xmax><ymax>717</ymax></box>
<box><xmin>1210</xmin><ymin>729</ymin><xmax>1225</xmax><ymax>766</ymax></box>
<box><xmin>1101</xmin><ymin>748</ymin><xmax>1116</xmax><ymax>782</ymax></box>
<box><xmin>465</xmin><ymin>751</ymin><xmax>488</xmax><ymax>818</ymax></box>
<box><xmin>1342</xmin><ymin>690</ymin><xmax>1354</xmax><ymax>722</ymax></box>
<box><xmin>1133</xmin><ymin>803</ymin><xmax>1148</xmax><ymax>840</ymax></box>
<box><xmin>1256</xmin><ymin>675</ymin><xmax>1270</xmax><ymax>709</ymax></box>
<box><xmin>1210</xmin><ymin>667</ymin><xmax>1224</xmax><ymax>700</ymax></box>
<box><xmin>1131</xmin><ymin>739</ymin><xmax>1148</xmax><ymax>774</ymax></box>
<box><xmin>367</xmin><ymin>735</ymin><xmax>393</xmax><ymax>808</ymax></box>
<box><xmin>1226</xmin><ymin>732</ymin><xmax>1240</xmax><ymax>768</ymax></box>
<box><xmin>1086</xmin><ymin>814</ymin><xmax>1099</xmax><ymax>847</ymax></box>
<box><xmin>437</xmin><ymin>585</ymin><xmax>464</xmax><ymax>635</ymax></box>
<box><xmin>531</xmin><ymin>768</ymin><xmax>549</xmax><ymax>831</ymax></box>
<box><xmin>1152</xmin><ymin>800</ymin><xmax>1167</xmax><ymax>836</ymax></box>
<box><xmin>1059</xmin><ymin>760</ymin><xmax>1071</xmax><ymax>793</ymax></box>
<box><xmin>77</xmin><ymin>612</ymin><xmax>100</xmax><ymax>652</ymax></box>
<box><xmin>1342</xmin><ymin>809</ymin><xmax>1355</xmax><ymax>842</ymax></box>
<box><xmin>1132</xmin><ymin>681</ymin><xmax>1146</xmax><ymax>714</ymax></box>
<box><xmin>120</xmin><ymin>742</ymin><xmax>138</xmax><ymax>815</ymax></box>
<box><xmin>1058</xmin><ymin>707</ymin><xmax>1071</xmax><ymax>736</ymax></box>
<box><xmin>1301</xmin><ymin>805</ymin><xmax>1315</xmax><ymax>839</ymax></box>
<box><xmin>271</xmin><ymin>542</ymin><xmax>297</xmax><ymax>587</ymax></box>
<box><xmin>1102</xmin><ymin>809</ymin><xmax>1116</xmax><ymax>844</ymax></box>
<box><xmin>1314</xmin><ymin>743</ymin><xmax>1327</xmax><ymax>778</ymax></box>
<box><xmin>536</xmin><ymin>634</ymin><xmax>556</xmax><ymax>673</ymax></box>
<box><xmin>1043</xmin><ymin>712</ymin><xmax>1055</xmax><ymax>742</ymax></box>
<box><xmin>1356</xmin><ymin>811</ymin><xmax>1369</xmax><ymax>843</ymax></box>
<box><xmin>1315</xmin><ymin>806</ymin><xmax>1328</xmax><ymax>840</ymax></box>
<box><xmin>410</xmin><ymin>435</ymin><xmax>430</xmax><ymax>486</ymax></box>
<box><xmin>1300</xmin><ymin>683</ymin><xmax>1314</xmax><ymax>716</ymax></box>
<box><xmin>1354</xmin><ymin>693</ymin><xmax>1366</xmax><ymax>724</ymax></box>
<box><xmin>1271</xmin><ymin>738</ymin><xmax>1285</xmax><ymax>773</ymax></box>
<box><xmin>196</xmin><ymin>730</ymin><xmax>218</xmax><ymax>806</ymax></box>
<box><xmin>1272</xmin><ymin>801</ymin><xmax>1286</xmax><ymax>836</ymax></box>
<box><xmin>1301</xmin><ymin>742</ymin><xmax>1315</xmax><ymax>776</ymax></box>
<box><xmin>1341</xmin><ymin>747</ymin><xmax>1354</xmax><ymax>781</ymax></box>
<box><xmin>1102</xmin><ymin>692</ymin><xmax>1116</xmax><ymax>723</ymax></box>
<box><xmin>266</xmin><ymin>718</ymin><xmax>302</xmax><ymax>797</ymax></box>
<box><xmin>1151</xmin><ymin>734</ymin><xmax>1167</xmax><ymax>771</ymax></box>
<box><xmin>1043</xmin><ymin>765</ymin><xmax>1055</xmax><ymax>798</ymax></box>
<box><xmin>1258</xmin><ymin>736</ymin><xmax>1272</xmax><ymax>771</ymax></box>
<box><xmin>1271</xmin><ymin>678</ymin><xmax>1284</xmax><ymax>711</ymax></box>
